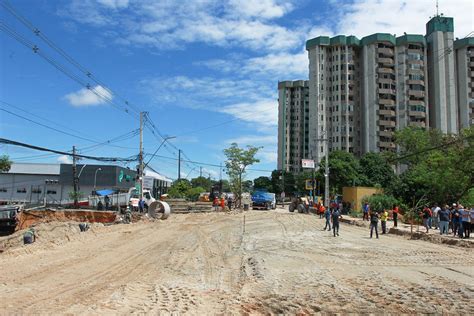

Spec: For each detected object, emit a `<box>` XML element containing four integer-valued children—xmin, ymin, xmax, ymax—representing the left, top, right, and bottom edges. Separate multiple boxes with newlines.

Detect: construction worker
<box><xmin>213</xmin><ymin>196</ymin><xmax>219</xmax><ymax>211</ymax></box>
<box><xmin>380</xmin><ymin>209</ymin><xmax>389</xmax><ymax>234</ymax></box>
<box><xmin>220</xmin><ymin>197</ymin><xmax>226</xmax><ymax>211</ymax></box>
<box><xmin>23</xmin><ymin>227</ymin><xmax>37</xmax><ymax>245</ymax></box>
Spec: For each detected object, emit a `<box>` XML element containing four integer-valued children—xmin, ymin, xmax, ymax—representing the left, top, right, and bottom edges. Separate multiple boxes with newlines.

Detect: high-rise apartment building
<box><xmin>306</xmin><ymin>33</ymin><xmax>429</xmax><ymax>161</ymax></box>
<box><xmin>454</xmin><ymin>38</ymin><xmax>474</xmax><ymax>128</ymax></box>
<box><xmin>277</xmin><ymin>80</ymin><xmax>309</xmax><ymax>173</ymax></box>
<box><xmin>307</xmin><ymin>36</ymin><xmax>361</xmax><ymax>164</ymax></box>
<box><xmin>278</xmin><ymin>15</ymin><xmax>472</xmax><ymax>169</ymax></box>
<box><xmin>426</xmin><ymin>16</ymin><xmax>457</xmax><ymax>133</ymax></box>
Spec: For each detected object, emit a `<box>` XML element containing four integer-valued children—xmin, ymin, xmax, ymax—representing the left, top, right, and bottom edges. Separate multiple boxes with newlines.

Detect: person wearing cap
<box><xmin>369</xmin><ymin>210</ymin><xmax>379</xmax><ymax>239</ymax></box>
<box><xmin>438</xmin><ymin>205</ymin><xmax>450</xmax><ymax>235</ymax></box>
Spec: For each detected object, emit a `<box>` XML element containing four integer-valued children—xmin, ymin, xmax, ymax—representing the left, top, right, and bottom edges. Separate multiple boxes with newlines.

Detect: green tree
<box><xmin>270</xmin><ymin>170</ymin><xmax>297</xmax><ymax>196</ymax></box>
<box><xmin>391</xmin><ymin>126</ymin><xmax>474</xmax><ymax>205</ymax></box>
<box><xmin>361</xmin><ymin>194</ymin><xmax>400</xmax><ymax>213</ymax></box>
<box><xmin>185</xmin><ymin>186</ymin><xmax>206</xmax><ymax>201</ymax></box>
<box><xmin>190</xmin><ymin>176</ymin><xmax>212</xmax><ymax>190</ymax></box>
<box><xmin>168</xmin><ymin>179</ymin><xmax>192</xmax><ymax>198</ymax></box>
<box><xmin>318</xmin><ymin>150</ymin><xmax>365</xmax><ymax>194</ymax></box>
<box><xmin>359</xmin><ymin>152</ymin><xmax>395</xmax><ymax>188</ymax></box>
<box><xmin>0</xmin><ymin>155</ymin><xmax>11</xmax><ymax>172</ymax></box>
<box><xmin>253</xmin><ymin>176</ymin><xmax>272</xmax><ymax>192</ymax></box>
<box><xmin>223</xmin><ymin>143</ymin><xmax>260</xmax><ymax>205</ymax></box>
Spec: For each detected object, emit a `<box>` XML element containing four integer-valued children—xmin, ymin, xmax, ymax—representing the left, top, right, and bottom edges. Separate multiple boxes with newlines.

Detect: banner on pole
<box><xmin>301</xmin><ymin>159</ymin><xmax>315</xmax><ymax>169</ymax></box>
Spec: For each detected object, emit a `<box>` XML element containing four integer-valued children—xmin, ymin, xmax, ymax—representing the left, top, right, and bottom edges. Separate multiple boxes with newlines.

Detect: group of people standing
<box><xmin>213</xmin><ymin>196</ymin><xmax>233</xmax><ymax>211</ymax></box>
<box><xmin>422</xmin><ymin>203</ymin><xmax>472</xmax><ymax>239</ymax></box>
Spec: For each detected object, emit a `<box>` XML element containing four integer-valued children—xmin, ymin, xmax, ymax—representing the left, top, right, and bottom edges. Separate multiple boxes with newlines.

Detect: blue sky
<box><xmin>1</xmin><ymin>0</ymin><xmax>472</xmax><ymax>181</ymax></box>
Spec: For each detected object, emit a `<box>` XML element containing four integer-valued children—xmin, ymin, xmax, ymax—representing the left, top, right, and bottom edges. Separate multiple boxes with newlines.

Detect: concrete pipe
<box><xmin>148</xmin><ymin>201</ymin><xmax>171</xmax><ymax>220</ymax></box>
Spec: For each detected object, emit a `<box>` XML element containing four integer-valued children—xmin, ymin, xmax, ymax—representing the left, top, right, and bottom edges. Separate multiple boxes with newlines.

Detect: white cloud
<box><xmin>333</xmin><ymin>0</ymin><xmax>473</xmax><ymax>38</ymax></box>
<box><xmin>219</xmin><ymin>99</ymin><xmax>278</xmax><ymax>127</ymax></box>
<box><xmin>57</xmin><ymin>155</ymin><xmax>72</xmax><ymax>164</ymax></box>
<box><xmin>97</xmin><ymin>0</ymin><xmax>129</xmax><ymax>9</ymax></box>
<box><xmin>61</xmin><ymin>0</ymin><xmax>302</xmax><ymax>52</ymax></box>
<box><xmin>140</xmin><ymin>76</ymin><xmax>274</xmax><ymax>110</ymax></box>
<box><xmin>64</xmin><ymin>85</ymin><xmax>113</xmax><ymax>106</ymax></box>
<box><xmin>228</xmin><ymin>0</ymin><xmax>293</xmax><ymax>19</ymax></box>
<box><xmin>226</xmin><ymin>135</ymin><xmax>277</xmax><ymax>146</ymax></box>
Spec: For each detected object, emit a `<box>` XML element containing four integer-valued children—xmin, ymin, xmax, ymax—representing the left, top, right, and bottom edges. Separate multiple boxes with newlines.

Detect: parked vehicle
<box><xmin>0</xmin><ymin>205</ymin><xmax>21</xmax><ymax>235</ymax></box>
<box><xmin>251</xmin><ymin>191</ymin><xmax>276</xmax><ymax>210</ymax></box>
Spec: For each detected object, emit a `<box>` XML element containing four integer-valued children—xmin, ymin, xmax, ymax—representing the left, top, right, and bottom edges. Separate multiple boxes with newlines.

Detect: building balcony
<box><xmin>407</xmin><ymin>48</ymin><xmax>424</xmax><ymax>54</ymax></box>
<box><xmin>471</xmin><ymin>71</ymin><xmax>474</xmax><ymax>77</ymax></box>
<box><xmin>378</xmin><ymin>130</ymin><xmax>394</xmax><ymax>138</ymax></box>
<box><xmin>407</xmin><ymin>79</ymin><xmax>425</xmax><ymax>86</ymax></box>
<box><xmin>379</xmin><ymin>120</ymin><xmax>396</xmax><ymax>127</ymax></box>
<box><xmin>378</xmin><ymin>47</ymin><xmax>394</xmax><ymax>56</ymax></box>
<box><xmin>378</xmin><ymin>141</ymin><xmax>396</xmax><ymax>149</ymax></box>
<box><xmin>408</xmin><ymin>100</ymin><xmax>425</xmax><ymax>106</ymax></box>
<box><xmin>409</xmin><ymin>90</ymin><xmax>425</xmax><ymax>98</ymax></box>
<box><xmin>378</xmin><ymin>88</ymin><xmax>396</xmax><ymax>95</ymax></box>
<box><xmin>408</xmin><ymin>121</ymin><xmax>426</xmax><ymax>128</ymax></box>
<box><xmin>378</xmin><ymin>67</ymin><xmax>394</xmax><ymax>74</ymax></box>
<box><xmin>470</xmin><ymin>81</ymin><xmax>474</xmax><ymax>88</ymax></box>
<box><xmin>409</xmin><ymin>110</ymin><xmax>426</xmax><ymax>118</ymax></box>
<box><xmin>470</xmin><ymin>61</ymin><xmax>474</xmax><ymax>67</ymax></box>
<box><xmin>379</xmin><ymin>98</ymin><xmax>395</xmax><ymax>106</ymax></box>
<box><xmin>408</xmin><ymin>68</ymin><xmax>424</xmax><ymax>75</ymax></box>
<box><xmin>407</xmin><ymin>59</ymin><xmax>424</xmax><ymax>66</ymax></box>
<box><xmin>378</xmin><ymin>78</ymin><xmax>395</xmax><ymax>85</ymax></box>
<box><xmin>470</xmin><ymin>92</ymin><xmax>474</xmax><ymax>98</ymax></box>
<box><xmin>470</xmin><ymin>101</ymin><xmax>474</xmax><ymax>109</ymax></box>
<box><xmin>379</xmin><ymin>57</ymin><xmax>394</xmax><ymax>66</ymax></box>
<box><xmin>378</xmin><ymin>109</ymin><xmax>396</xmax><ymax>117</ymax></box>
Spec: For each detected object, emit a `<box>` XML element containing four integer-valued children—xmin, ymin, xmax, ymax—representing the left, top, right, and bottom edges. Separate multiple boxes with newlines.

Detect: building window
<box><xmin>47</xmin><ymin>190</ymin><xmax>57</xmax><ymax>195</ymax></box>
<box><xmin>32</xmin><ymin>188</ymin><xmax>42</xmax><ymax>194</ymax></box>
<box><xmin>17</xmin><ymin>188</ymin><xmax>27</xmax><ymax>193</ymax></box>
<box><xmin>0</xmin><ymin>188</ymin><xmax>7</xmax><ymax>193</ymax></box>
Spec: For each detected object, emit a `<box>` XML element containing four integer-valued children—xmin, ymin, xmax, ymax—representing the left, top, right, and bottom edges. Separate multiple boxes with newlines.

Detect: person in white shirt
<box><xmin>432</xmin><ymin>204</ymin><xmax>441</xmax><ymax>230</ymax></box>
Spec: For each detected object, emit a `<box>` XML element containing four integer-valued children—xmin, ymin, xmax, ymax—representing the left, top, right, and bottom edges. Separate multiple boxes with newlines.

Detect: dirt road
<box><xmin>0</xmin><ymin>209</ymin><xmax>472</xmax><ymax>314</ymax></box>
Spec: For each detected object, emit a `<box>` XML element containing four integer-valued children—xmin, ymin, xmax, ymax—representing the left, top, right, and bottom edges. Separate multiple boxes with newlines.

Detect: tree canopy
<box><xmin>223</xmin><ymin>143</ymin><xmax>260</xmax><ymax>204</ymax></box>
<box><xmin>0</xmin><ymin>155</ymin><xmax>11</xmax><ymax>172</ymax></box>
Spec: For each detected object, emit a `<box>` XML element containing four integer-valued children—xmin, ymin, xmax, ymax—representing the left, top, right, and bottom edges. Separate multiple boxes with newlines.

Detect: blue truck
<box><xmin>251</xmin><ymin>191</ymin><xmax>276</xmax><ymax>210</ymax></box>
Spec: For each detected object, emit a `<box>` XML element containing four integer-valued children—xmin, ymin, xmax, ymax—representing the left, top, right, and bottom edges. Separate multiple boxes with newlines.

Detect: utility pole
<box><xmin>177</xmin><ymin>149</ymin><xmax>181</xmax><ymax>180</ymax></box>
<box><xmin>324</xmin><ymin>134</ymin><xmax>330</xmax><ymax>207</ymax></box>
<box><xmin>72</xmin><ymin>145</ymin><xmax>78</xmax><ymax>208</ymax></box>
<box><xmin>139</xmin><ymin>112</ymin><xmax>144</xmax><ymax>199</ymax></box>
<box><xmin>317</xmin><ymin>132</ymin><xmax>330</xmax><ymax>207</ymax></box>
<box><xmin>200</xmin><ymin>166</ymin><xmax>202</xmax><ymax>177</ymax></box>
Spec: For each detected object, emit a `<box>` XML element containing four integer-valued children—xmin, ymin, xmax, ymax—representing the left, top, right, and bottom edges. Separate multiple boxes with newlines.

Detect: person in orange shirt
<box><xmin>213</xmin><ymin>196</ymin><xmax>219</xmax><ymax>211</ymax></box>
<box><xmin>220</xmin><ymin>197</ymin><xmax>226</xmax><ymax>210</ymax></box>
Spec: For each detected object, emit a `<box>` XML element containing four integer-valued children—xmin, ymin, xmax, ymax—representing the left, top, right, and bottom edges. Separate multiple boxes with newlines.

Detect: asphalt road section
<box><xmin>0</xmin><ymin>209</ymin><xmax>472</xmax><ymax>314</ymax></box>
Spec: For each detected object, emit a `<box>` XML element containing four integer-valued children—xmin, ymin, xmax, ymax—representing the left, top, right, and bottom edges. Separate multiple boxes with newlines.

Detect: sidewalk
<box><xmin>338</xmin><ymin>214</ymin><xmax>473</xmax><ymax>248</ymax></box>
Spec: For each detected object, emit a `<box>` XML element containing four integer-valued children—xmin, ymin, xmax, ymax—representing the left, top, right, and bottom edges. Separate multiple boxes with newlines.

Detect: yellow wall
<box><xmin>342</xmin><ymin>187</ymin><xmax>382</xmax><ymax>211</ymax></box>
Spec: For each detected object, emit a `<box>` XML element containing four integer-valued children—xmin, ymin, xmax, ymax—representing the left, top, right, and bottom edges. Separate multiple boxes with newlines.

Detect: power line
<box><xmin>0</xmin><ymin>138</ymin><xmax>138</xmax><ymax>162</ymax></box>
<box><xmin>0</xmin><ymin>20</ymin><xmax>138</xmax><ymax>118</ymax></box>
<box><xmin>0</xmin><ymin>105</ymin><xmax>139</xmax><ymax>150</ymax></box>
<box><xmin>1</xmin><ymin>0</ymin><xmax>142</xmax><ymax>116</ymax></box>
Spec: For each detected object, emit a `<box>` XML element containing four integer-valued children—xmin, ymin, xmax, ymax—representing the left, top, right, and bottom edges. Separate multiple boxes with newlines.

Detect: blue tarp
<box><xmin>96</xmin><ymin>189</ymin><xmax>115</xmax><ymax>196</ymax></box>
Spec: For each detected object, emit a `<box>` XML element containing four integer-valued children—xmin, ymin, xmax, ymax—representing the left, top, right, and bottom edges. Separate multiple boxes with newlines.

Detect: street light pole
<box><xmin>94</xmin><ymin>168</ymin><xmax>102</xmax><ymax>191</ymax></box>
